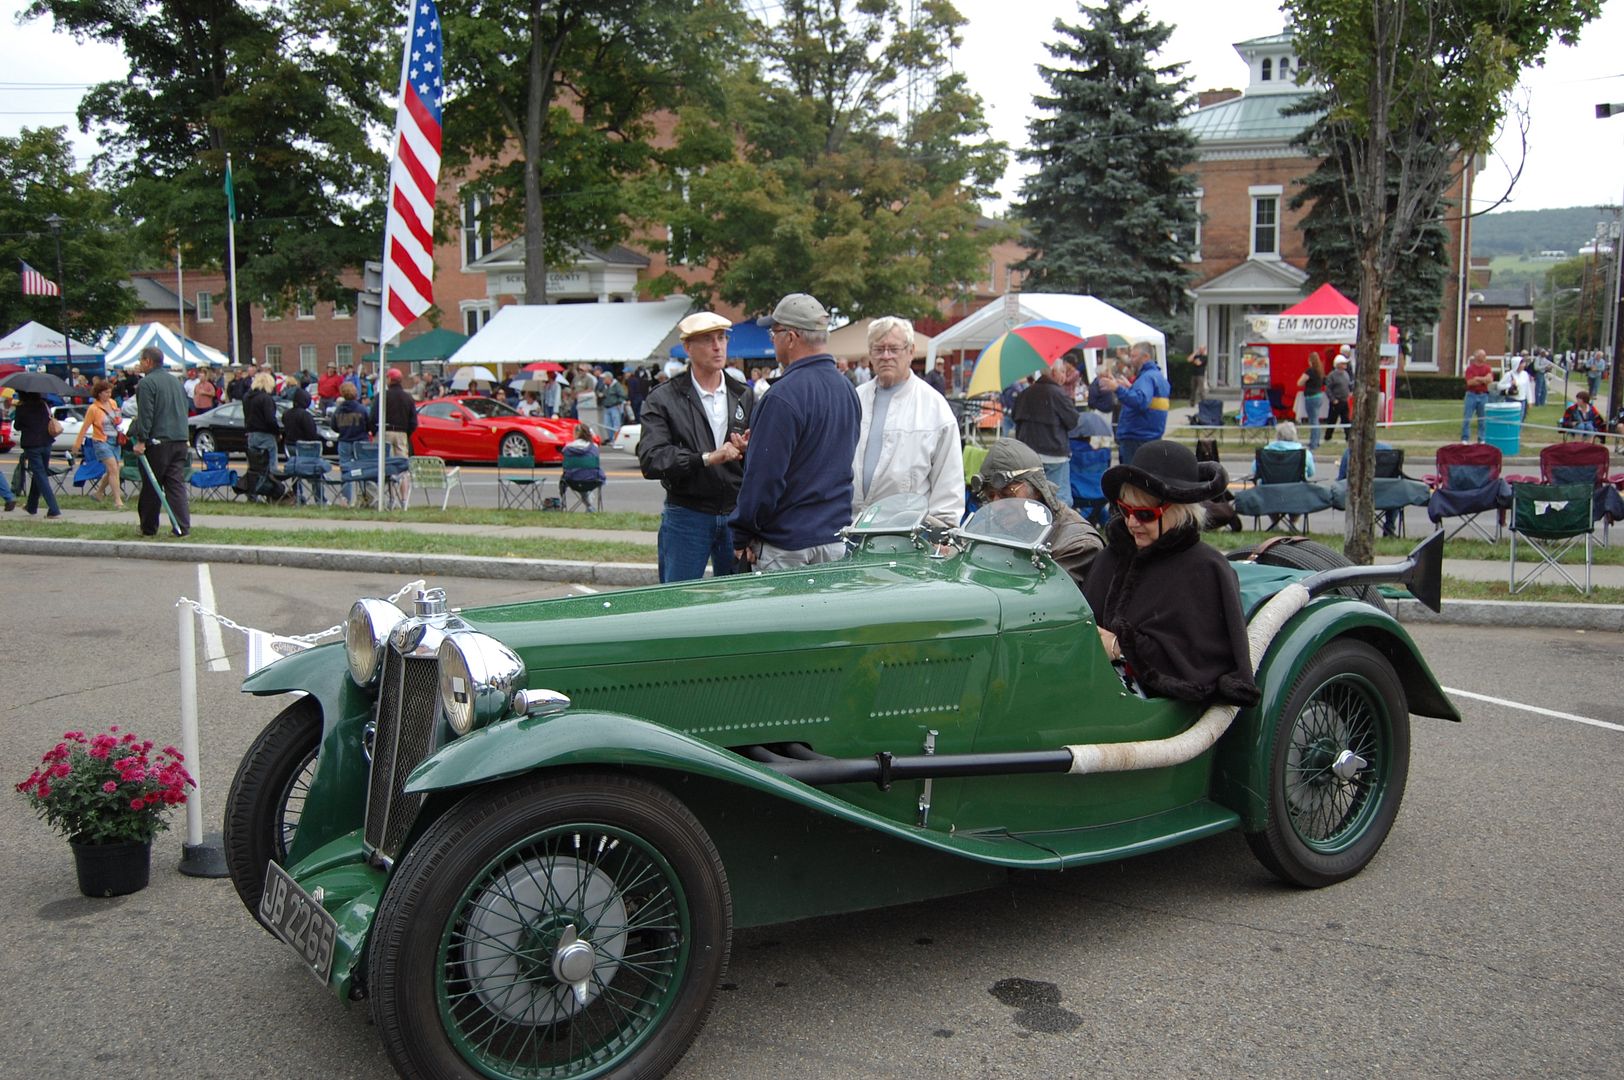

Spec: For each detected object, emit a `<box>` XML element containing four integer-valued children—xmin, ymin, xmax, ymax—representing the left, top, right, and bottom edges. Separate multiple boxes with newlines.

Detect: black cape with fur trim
<box><xmin>1082</xmin><ymin>519</ymin><xmax>1261</xmax><ymax>707</ymax></box>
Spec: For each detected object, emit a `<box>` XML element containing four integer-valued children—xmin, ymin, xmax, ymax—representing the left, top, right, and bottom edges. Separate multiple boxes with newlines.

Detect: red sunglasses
<box><xmin>1115</xmin><ymin>500</ymin><xmax>1167</xmax><ymax>524</ymax></box>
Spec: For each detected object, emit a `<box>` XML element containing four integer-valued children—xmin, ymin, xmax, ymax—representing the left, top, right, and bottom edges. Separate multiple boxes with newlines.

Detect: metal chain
<box><xmin>173</xmin><ymin>578</ymin><xmax>428</xmax><ymax>645</ymax></box>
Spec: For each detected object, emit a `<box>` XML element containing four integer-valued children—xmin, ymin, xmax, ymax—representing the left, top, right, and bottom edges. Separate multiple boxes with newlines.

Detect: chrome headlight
<box><xmin>346</xmin><ymin>598</ymin><xmax>407</xmax><ymax>687</ymax></box>
<box><xmin>438</xmin><ymin>630</ymin><xmax>525</xmax><ymax>735</ymax></box>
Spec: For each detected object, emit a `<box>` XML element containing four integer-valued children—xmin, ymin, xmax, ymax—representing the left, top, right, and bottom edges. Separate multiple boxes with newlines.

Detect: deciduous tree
<box><xmin>1285</xmin><ymin>0</ymin><xmax>1601</xmax><ymax>564</ymax></box>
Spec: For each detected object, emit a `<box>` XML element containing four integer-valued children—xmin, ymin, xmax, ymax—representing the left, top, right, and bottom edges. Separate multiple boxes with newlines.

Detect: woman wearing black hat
<box><xmin>1083</xmin><ymin>440</ymin><xmax>1260</xmax><ymax>707</ymax></box>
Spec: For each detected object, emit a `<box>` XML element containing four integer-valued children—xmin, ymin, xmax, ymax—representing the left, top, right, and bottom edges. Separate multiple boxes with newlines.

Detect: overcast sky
<box><xmin>5</xmin><ymin>0</ymin><xmax>1621</xmax><ymax>220</ymax></box>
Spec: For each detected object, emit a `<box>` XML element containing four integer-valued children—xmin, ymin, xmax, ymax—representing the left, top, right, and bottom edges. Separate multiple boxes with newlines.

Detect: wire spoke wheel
<box><xmin>1247</xmin><ymin>639</ymin><xmax>1410</xmax><ymax>888</ymax></box>
<box><xmin>224</xmin><ymin>696</ymin><xmax>324</xmax><ymax>920</ymax></box>
<box><xmin>439</xmin><ymin>825</ymin><xmax>689</xmax><ymax>1076</ymax></box>
<box><xmin>370</xmin><ymin>773</ymin><xmax>731</xmax><ymax>1080</ymax></box>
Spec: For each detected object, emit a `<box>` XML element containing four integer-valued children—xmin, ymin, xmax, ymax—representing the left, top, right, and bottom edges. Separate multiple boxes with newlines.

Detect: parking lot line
<box><xmin>1443</xmin><ymin>686</ymin><xmax>1621</xmax><ymax>733</ymax></box>
<box><xmin>197</xmin><ymin>563</ymin><xmax>231</xmax><ymax>673</ymax></box>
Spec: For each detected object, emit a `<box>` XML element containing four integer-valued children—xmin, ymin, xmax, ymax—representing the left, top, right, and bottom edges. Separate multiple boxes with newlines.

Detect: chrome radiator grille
<box><xmin>364</xmin><ymin>648</ymin><xmax>441</xmax><ymax>860</ymax></box>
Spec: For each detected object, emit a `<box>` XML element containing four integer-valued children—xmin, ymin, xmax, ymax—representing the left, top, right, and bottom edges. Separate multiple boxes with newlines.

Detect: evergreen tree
<box><xmin>1290</xmin><ymin>109</ymin><xmax>1450</xmax><ymax>352</ymax></box>
<box><xmin>1015</xmin><ymin>0</ymin><xmax>1198</xmax><ymax>337</ymax></box>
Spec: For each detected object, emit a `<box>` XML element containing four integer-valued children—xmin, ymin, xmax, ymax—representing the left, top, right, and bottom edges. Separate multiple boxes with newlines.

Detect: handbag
<box><xmin>47</xmin><ymin>418</ymin><xmax>63</xmax><ymax>437</ymax></box>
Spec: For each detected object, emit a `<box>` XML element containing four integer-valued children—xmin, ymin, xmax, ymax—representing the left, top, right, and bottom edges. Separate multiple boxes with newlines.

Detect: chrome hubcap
<box><xmin>1331</xmin><ymin>748</ymin><xmax>1368</xmax><ymax>781</ymax></box>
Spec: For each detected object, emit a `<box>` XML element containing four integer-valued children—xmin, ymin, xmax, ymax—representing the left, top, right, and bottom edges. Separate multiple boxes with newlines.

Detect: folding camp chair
<box><xmin>1426</xmin><ymin>443</ymin><xmax>1509</xmax><ymax>543</ymax></box>
<box><xmin>1233</xmin><ymin>447</ymin><xmax>1331</xmax><ymax>533</ymax></box>
<box><xmin>411</xmin><ymin>455</ymin><xmax>466</xmax><ymax>510</ymax></box>
<box><xmin>189</xmin><ymin>451</ymin><xmax>239</xmax><ymax>501</ymax></box>
<box><xmin>71</xmin><ymin>454</ymin><xmax>106</xmax><ymax>492</ymax></box>
<box><xmin>559</xmin><ymin>444</ymin><xmax>606</xmax><ymax>512</ymax></box>
<box><xmin>1507</xmin><ymin>440</ymin><xmax>1624</xmax><ymax>546</ymax></box>
<box><xmin>285</xmin><ymin>441</ymin><xmax>332</xmax><ymax>506</ymax></box>
<box><xmin>1509</xmin><ymin>482</ymin><xmax>1593</xmax><ymax>595</ymax></box>
<box><xmin>1069</xmin><ymin>441</ymin><xmax>1112</xmax><ymax>526</ymax></box>
<box><xmin>1329</xmin><ymin>448</ymin><xmax>1430</xmax><ymax>537</ymax></box>
<box><xmin>496</xmin><ymin>454</ymin><xmax>542</xmax><ymax>510</ymax></box>
<box><xmin>962</xmin><ymin>443</ymin><xmax>990</xmax><ymax>517</ymax></box>
<box><xmin>1190</xmin><ymin>398</ymin><xmax>1224</xmax><ymax>432</ymax></box>
<box><xmin>1240</xmin><ymin>397</ymin><xmax>1274</xmax><ymax>445</ymax></box>
<box><xmin>45</xmin><ymin>451</ymin><xmax>75</xmax><ymax>499</ymax></box>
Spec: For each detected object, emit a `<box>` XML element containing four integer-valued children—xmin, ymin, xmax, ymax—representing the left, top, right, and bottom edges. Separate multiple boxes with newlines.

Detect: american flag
<box><xmin>19</xmin><ymin>260</ymin><xmax>60</xmax><ymax>297</ymax></box>
<box><xmin>379</xmin><ymin>0</ymin><xmax>444</xmax><ymax>344</ymax></box>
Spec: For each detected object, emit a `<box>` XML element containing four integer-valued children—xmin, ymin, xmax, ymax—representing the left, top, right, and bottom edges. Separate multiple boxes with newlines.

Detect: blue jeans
<box><xmin>23</xmin><ymin>446</ymin><xmax>60</xmax><ymax>515</ymax></box>
<box><xmin>0</xmin><ymin>459</ymin><xmax>13</xmax><ymax>504</ymax></box>
<box><xmin>1303</xmin><ymin>393</ymin><xmax>1326</xmax><ymax>449</ymax></box>
<box><xmin>1533</xmin><ymin>372</ymin><xmax>1547</xmax><ymax>406</ymax></box>
<box><xmin>604</xmin><ymin>404</ymin><xmax>623</xmax><ymax>433</ymax></box>
<box><xmin>338</xmin><ymin>440</ymin><xmax>365</xmax><ymax>501</ymax></box>
<box><xmin>1040</xmin><ymin>458</ymin><xmax>1070</xmax><ymax>503</ymax></box>
<box><xmin>1460</xmin><ymin>392</ymin><xmax>1488</xmax><ymax>442</ymax></box>
<box><xmin>1118</xmin><ymin>439</ymin><xmax>1148</xmax><ymax>466</ymax></box>
<box><xmin>658</xmin><ymin>503</ymin><xmax>736</xmax><ymax>583</ymax></box>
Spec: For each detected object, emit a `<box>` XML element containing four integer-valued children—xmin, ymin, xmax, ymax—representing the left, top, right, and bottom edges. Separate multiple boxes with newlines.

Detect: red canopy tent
<box><xmin>1245</xmin><ymin>284</ymin><xmax>1397</xmax><ymax>420</ymax></box>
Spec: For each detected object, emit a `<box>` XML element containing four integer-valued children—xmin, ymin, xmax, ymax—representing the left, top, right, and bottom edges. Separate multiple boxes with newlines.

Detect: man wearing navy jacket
<box><xmin>730</xmin><ymin>293</ymin><xmax>861</xmax><ymax>571</ymax></box>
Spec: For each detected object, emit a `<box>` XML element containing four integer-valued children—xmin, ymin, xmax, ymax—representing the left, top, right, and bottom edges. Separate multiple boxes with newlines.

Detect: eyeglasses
<box><xmin>770</xmin><ymin>326</ymin><xmax>799</xmax><ymax>339</ymax></box>
<box><xmin>870</xmin><ymin>344</ymin><xmax>906</xmax><ymax>357</ymax></box>
<box><xmin>1115</xmin><ymin>500</ymin><xmax>1168</xmax><ymax>524</ymax></box>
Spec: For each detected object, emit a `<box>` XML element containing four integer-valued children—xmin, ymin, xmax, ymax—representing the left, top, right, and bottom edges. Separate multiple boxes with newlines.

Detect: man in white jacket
<box><xmin>851</xmin><ymin>316</ymin><xmax>965</xmax><ymax>526</ymax></box>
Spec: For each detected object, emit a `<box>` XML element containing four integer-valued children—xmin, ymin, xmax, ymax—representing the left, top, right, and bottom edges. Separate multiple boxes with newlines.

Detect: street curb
<box><xmin>0</xmin><ymin>535</ymin><xmax>663</xmax><ymax>587</ymax></box>
<box><xmin>5</xmin><ymin>535</ymin><xmax>1618</xmax><ymax>630</ymax></box>
<box><xmin>1391</xmin><ymin>596</ymin><xmax>1624</xmax><ymax>632</ymax></box>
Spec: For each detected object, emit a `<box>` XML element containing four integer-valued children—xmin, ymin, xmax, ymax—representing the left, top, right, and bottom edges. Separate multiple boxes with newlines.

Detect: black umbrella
<box><xmin>0</xmin><ymin>370</ymin><xmax>89</xmax><ymax>397</ymax></box>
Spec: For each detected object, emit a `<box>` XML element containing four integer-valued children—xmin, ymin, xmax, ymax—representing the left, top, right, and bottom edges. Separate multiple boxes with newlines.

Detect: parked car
<box><xmin>51</xmin><ymin>404</ymin><xmax>131</xmax><ymax>453</ymax></box>
<box><xmin>0</xmin><ymin>416</ymin><xmax>12</xmax><ymax>453</ymax></box>
<box><xmin>188</xmin><ymin>400</ymin><xmax>339</xmax><ymax>457</ymax></box>
<box><xmin>411</xmin><ymin>395</ymin><xmax>589</xmax><ymax>464</ymax></box>
<box><xmin>224</xmin><ymin>496</ymin><xmax>1455</xmax><ymax>1080</ymax></box>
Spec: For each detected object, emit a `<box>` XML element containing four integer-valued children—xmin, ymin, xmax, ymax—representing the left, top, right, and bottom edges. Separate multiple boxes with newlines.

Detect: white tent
<box><xmin>103</xmin><ymin>322</ymin><xmax>230</xmax><ymax>370</ymax></box>
<box><xmin>445</xmin><ymin>297</ymin><xmax>694</xmax><ymax>368</ymax></box>
<box><xmin>0</xmin><ymin>321</ymin><xmax>104</xmax><ymax>364</ymax></box>
<box><xmin>926</xmin><ymin>294</ymin><xmax>1166</xmax><ymax>375</ymax></box>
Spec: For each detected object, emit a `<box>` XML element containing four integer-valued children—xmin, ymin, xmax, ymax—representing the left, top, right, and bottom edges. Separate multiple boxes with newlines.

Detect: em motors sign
<box><xmin>1247</xmin><ymin>313</ymin><xmax>1359</xmax><ymax>343</ymax></box>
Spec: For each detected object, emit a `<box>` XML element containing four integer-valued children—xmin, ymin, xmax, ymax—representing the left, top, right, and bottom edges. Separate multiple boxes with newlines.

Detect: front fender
<box><xmin>1212</xmin><ymin>596</ymin><xmax>1461</xmax><ymax>832</ymax></box>
<box><xmin>240</xmin><ymin>641</ymin><xmax>374</xmax><ymax>861</ymax></box>
<box><xmin>405</xmin><ymin>710</ymin><xmax>1068</xmax><ymax>870</ymax></box>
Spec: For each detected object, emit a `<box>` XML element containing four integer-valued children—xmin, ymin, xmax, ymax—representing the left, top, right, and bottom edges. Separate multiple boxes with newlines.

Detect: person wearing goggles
<box><xmin>1082</xmin><ymin>440</ymin><xmax>1259</xmax><ymax>707</ymax></box>
<box><xmin>968</xmin><ymin>439</ymin><xmax>1102</xmax><ymax>587</ymax></box>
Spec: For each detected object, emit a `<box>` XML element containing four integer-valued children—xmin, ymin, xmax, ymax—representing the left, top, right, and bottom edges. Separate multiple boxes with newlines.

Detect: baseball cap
<box><xmin>756</xmin><ymin>293</ymin><xmax>830</xmax><ymax>332</ymax></box>
<box><xmin>1333</xmin><ymin>355</ymin><xmax>1348</xmax><ymax>365</ymax></box>
<box><xmin>678</xmin><ymin>311</ymin><xmax>732</xmax><ymax>339</ymax></box>
<box><xmin>387</xmin><ymin>368</ymin><xmax>403</xmax><ymax>382</ymax></box>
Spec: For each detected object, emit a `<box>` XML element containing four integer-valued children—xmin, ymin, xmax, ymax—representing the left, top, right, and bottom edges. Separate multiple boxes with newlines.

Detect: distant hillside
<box><xmin>1472</xmin><ymin>206</ymin><xmax>1617</xmax><ymax>258</ymax></box>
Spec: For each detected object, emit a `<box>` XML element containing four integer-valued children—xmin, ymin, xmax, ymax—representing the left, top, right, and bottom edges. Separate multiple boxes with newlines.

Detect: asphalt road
<box><xmin>1</xmin><ymin>556</ymin><xmax>1619</xmax><ymax>1079</ymax></box>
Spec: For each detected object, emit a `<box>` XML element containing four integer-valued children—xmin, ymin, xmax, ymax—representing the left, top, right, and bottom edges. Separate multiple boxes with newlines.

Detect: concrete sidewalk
<box><xmin>3</xmin><ymin>503</ymin><xmax>1621</xmax><ymax>631</ymax></box>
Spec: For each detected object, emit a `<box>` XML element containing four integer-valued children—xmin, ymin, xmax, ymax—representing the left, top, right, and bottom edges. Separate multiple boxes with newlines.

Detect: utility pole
<box><xmin>1596</xmin><ymin>104</ymin><xmax>1624</xmax><ymax>422</ymax></box>
<box><xmin>45</xmin><ymin>213</ymin><xmax>70</xmax><ymax>372</ymax></box>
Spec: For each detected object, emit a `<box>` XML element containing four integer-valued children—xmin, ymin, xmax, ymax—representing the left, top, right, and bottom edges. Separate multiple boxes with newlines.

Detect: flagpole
<box><xmin>46</xmin><ymin>213</ymin><xmax>70</xmax><ymax>373</ymax></box>
<box><xmin>177</xmin><ymin>246</ymin><xmax>188</xmax><ymax>365</ymax></box>
<box><xmin>226</xmin><ymin>153</ymin><xmax>241</xmax><ymax>368</ymax></box>
<box><xmin>377</xmin><ymin>338</ymin><xmax>388</xmax><ymax>515</ymax></box>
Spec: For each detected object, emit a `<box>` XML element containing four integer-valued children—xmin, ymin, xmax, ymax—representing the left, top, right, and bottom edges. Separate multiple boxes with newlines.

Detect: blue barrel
<box><xmin>1484</xmin><ymin>402</ymin><xmax>1522</xmax><ymax>457</ymax></box>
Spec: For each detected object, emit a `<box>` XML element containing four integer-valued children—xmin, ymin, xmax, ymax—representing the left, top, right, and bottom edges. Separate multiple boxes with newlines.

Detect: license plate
<box><xmin>259</xmin><ymin>861</ymin><xmax>338</xmax><ymax>984</ymax></box>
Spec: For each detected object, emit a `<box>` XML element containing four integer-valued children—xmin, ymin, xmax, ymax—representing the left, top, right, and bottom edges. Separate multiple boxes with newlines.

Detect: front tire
<box><xmin>370</xmin><ymin>773</ymin><xmax>731</xmax><ymax>1080</ymax></box>
<box><xmin>223</xmin><ymin>696</ymin><xmax>323</xmax><ymax>921</ymax></box>
<box><xmin>1245</xmin><ymin>639</ymin><xmax>1411</xmax><ymax>888</ymax></box>
<box><xmin>499</xmin><ymin>431</ymin><xmax>533</xmax><ymax>461</ymax></box>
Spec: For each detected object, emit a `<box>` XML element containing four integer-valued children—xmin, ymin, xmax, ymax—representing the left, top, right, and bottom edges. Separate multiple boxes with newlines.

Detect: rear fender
<box><xmin>1212</xmin><ymin>597</ymin><xmax>1460</xmax><ymax>831</ymax></box>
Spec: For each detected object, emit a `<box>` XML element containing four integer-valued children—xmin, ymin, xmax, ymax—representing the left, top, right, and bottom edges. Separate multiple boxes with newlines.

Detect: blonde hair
<box><xmin>1118</xmin><ymin>481</ymin><xmax>1199</xmax><ymax>531</ymax></box>
<box><xmin>339</xmin><ymin>382</ymin><xmax>358</xmax><ymax>401</ymax></box>
<box><xmin>251</xmin><ymin>372</ymin><xmax>275</xmax><ymax>393</ymax></box>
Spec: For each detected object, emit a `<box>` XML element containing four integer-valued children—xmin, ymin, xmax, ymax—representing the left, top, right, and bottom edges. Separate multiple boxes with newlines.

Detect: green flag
<box><xmin>223</xmin><ymin>156</ymin><xmax>236</xmax><ymax>222</ymax></box>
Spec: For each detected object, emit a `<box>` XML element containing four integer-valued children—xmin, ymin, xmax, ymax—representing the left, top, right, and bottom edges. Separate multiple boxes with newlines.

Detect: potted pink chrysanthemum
<box><xmin>16</xmin><ymin>727</ymin><xmax>194</xmax><ymax>897</ymax></box>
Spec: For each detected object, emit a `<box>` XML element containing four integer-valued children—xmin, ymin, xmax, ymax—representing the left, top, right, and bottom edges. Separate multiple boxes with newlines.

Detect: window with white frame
<box><xmin>461</xmin><ymin>300</ymin><xmax>494</xmax><ymax>337</ymax></box>
<box><xmin>332</xmin><ymin>296</ymin><xmax>352</xmax><ymax>319</ymax></box>
<box><xmin>1261</xmin><ymin>57</ymin><xmax>1272</xmax><ymax>82</ymax></box>
<box><xmin>295</xmin><ymin>295</ymin><xmax>316</xmax><ymax>320</ymax></box>
<box><xmin>1181</xmin><ymin>188</ymin><xmax>1204</xmax><ymax>262</ymax></box>
<box><xmin>1249</xmin><ymin>185</ymin><xmax>1282</xmax><ymax>258</ymax></box>
<box><xmin>265</xmin><ymin>344</ymin><xmax>283</xmax><ymax>367</ymax></box>
<box><xmin>262</xmin><ymin>301</ymin><xmax>281</xmax><ymax>321</ymax></box>
<box><xmin>462</xmin><ymin>193</ymin><xmax>491</xmax><ymax>268</ymax></box>
<box><xmin>196</xmin><ymin>291</ymin><xmax>213</xmax><ymax>321</ymax></box>
<box><xmin>336</xmin><ymin>343</ymin><xmax>354</xmax><ymax>367</ymax></box>
<box><xmin>299</xmin><ymin>344</ymin><xmax>317</xmax><ymax>370</ymax></box>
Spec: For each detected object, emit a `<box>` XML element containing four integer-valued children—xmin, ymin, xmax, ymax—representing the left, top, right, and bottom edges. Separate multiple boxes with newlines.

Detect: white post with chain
<box><xmin>177</xmin><ymin>602</ymin><xmax>225</xmax><ymax>877</ymax></box>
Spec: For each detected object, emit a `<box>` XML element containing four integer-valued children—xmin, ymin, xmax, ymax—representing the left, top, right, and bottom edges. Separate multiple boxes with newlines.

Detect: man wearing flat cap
<box><xmin>969</xmin><ymin>439</ymin><xmax>1102</xmax><ymax>588</ymax></box>
<box><xmin>637</xmin><ymin>311</ymin><xmax>755</xmax><ymax>581</ymax></box>
<box><xmin>730</xmin><ymin>293</ymin><xmax>861</xmax><ymax>570</ymax></box>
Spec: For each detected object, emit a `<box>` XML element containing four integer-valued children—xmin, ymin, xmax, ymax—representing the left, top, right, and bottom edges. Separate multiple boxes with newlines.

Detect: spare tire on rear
<box><xmin>1228</xmin><ymin>536</ymin><xmax>1389</xmax><ymax>613</ymax></box>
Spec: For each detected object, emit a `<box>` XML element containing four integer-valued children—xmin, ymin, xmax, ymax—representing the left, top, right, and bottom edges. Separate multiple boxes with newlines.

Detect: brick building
<box><xmin>1180</xmin><ymin>32</ymin><xmax>1474</xmax><ymax>387</ymax></box>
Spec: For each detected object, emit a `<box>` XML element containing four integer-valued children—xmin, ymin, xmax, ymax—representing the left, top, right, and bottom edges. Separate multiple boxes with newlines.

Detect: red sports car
<box><xmin>410</xmin><ymin>395</ymin><xmax>588</xmax><ymax>464</ymax></box>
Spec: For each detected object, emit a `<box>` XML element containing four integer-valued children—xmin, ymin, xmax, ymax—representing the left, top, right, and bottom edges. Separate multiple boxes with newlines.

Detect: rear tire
<box><xmin>1245</xmin><ymin>639</ymin><xmax>1410</xmax><ymax>888</ymax></box>
<box><xmin>1230</xmin><ymin>537</ymin><xmax>1388</xmax><ymax>612</ymax></box>
<box><xmin>223</xmin><ymin>696</ymin><xmax>323</xmax><ymax>922</ymax></box>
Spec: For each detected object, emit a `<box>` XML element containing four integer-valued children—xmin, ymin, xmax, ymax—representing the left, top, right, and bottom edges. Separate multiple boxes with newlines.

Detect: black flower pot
<box><xmin>70</xmin><ymin>840</ymin><xmax>152</xmax><ymax>898</ymax></box>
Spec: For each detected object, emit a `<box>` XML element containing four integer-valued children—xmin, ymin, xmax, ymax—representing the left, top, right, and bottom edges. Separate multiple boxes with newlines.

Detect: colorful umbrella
<box><xmin>964</xmin><ymin>319</ymin><xmax>1086</xmax><ymax>397</ymax></box>
<box><xmin>1079</xmin><ymin>333</ymin><xmax>1135</xmax><ymax>351</ymax></box>
<box><xmin>522</xmin><ymin>361</ymin><xmax>564</xmax><ymax>373</ymax></box>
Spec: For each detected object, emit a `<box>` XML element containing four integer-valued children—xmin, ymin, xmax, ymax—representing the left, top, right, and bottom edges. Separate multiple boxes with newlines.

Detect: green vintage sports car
<box><xmin>224</xmin><ymin>494</ymin><xmax>1457</xmax><ymax>1080</ymax></box>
